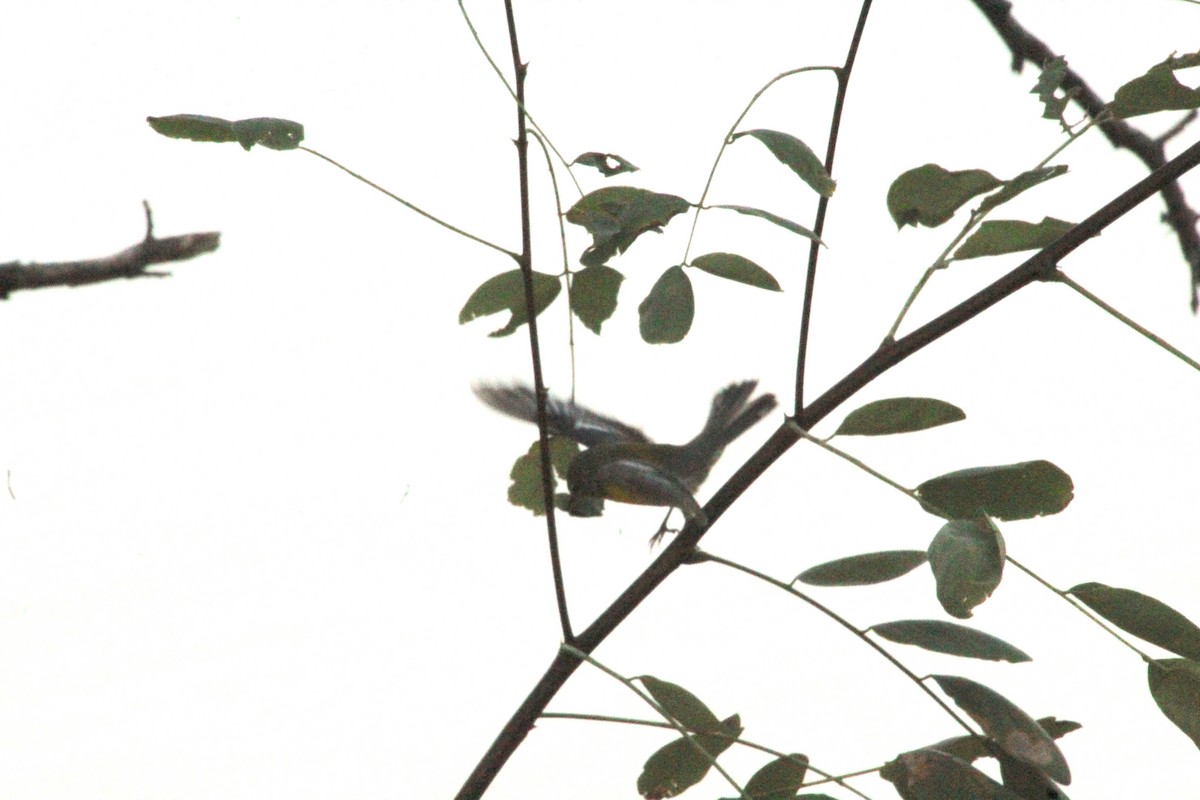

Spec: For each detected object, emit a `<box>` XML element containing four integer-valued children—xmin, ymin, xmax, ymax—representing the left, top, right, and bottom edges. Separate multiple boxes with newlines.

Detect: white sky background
<box><xmin>0</xmin><ymin>1</ymin><xmax>1198</xmax><ymax>797</ymax></box>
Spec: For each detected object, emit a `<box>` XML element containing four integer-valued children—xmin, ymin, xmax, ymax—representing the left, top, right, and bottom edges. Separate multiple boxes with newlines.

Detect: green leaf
<box><xmin>565</xmin><ymin>186</ymin><xmax>690</xmax><ymax>267</ymax></box>
<box><xmin>730</xmin><ymin>129</ymin><xmax>836</xmax><ymax>197</ymax></box>
<box><xmin>638</xmin><ymin>266</ymin><xmax>694</xmax><ymax>344</ymax></box>
<box><xmin>887</xmin><ymin>164</ymin><xmax>1002</xmax><ymax>229</ymax></box>
<box><xmin>505</xmin><ymin>437</ymin><xmax>579</xmax><ymax>515</ymax></box>
<box><xmin>1148</xmin><ymin>658</ymin><xmax>1200</xmax><ymax>750</ymax></box>
<box><xmin>1069</xmin><ymin>583</ymin><xmax>1200</xmax><ymax>660</ymax></box>
<box><xmin>954</xmin><ymin>217</ymin><xmax>1075</xmax><ymax>260</ymax></box>
<box><xmin>459</xmin><ymin>269</ymin><xmax>561</xmax><ymax>337</ymax></box>
<box><xmin>881</xmin><ymin>748</ymin><xmax>1026</xmax><ymax>800</ymax></box>
<box><xmin>796</xmin><ymin>550</ymin><xmax>928</xmax><ymax>587</ymax></box>
<box><xmin>639</xmin><ymin>676</ymin><xmax>720</xmax><ymax>733</ymax></box>
<box><xmin>572</xmin><ymin>151</ymin><xmax>640</xmax><ymax>177</ymax></box>
<box><xmin>742</xmin><ymin>754</ymin><xmax>808</xmax><ymax>800</ymax></box>
<box><xmin>871</xmin><ymin>620</ymin><xmax>1031</xmax><ymax>663</ymax></box>
<box><xmin>931</xmin><ymin>674</ymin><xmax>1071</xmax><ymax>785</ymax></box>
<box><xmin>916</xmin><ymin>460</ymin><xmax>1074</xmax><ymax>520</ymax></box>
<box><xmin>637</xmin><ymin>714</ymin><xmax>742</xmax><ymax>799</ymax></box>
<box><xmin>570</xmin><ymin>265</ymin><xmax>624</xmax><ymax>334</ymax></box>
<box><xmin>978</xmin><ymin>166</ymin><xmax>1070</xmax><ymax>215</ymax></box>
<box><xmin>833</xmin><ymin>397</ymin><xmax>965</xmax><ymax>437</ymax></box>
<box><xmin>1111</xmin><ymin>52</ymin><xmax>1200</xmax><ymax>118</ymax></box>
<box><xmin>147</xmin><ymin>114</ymin><xmax>304</xmax><ymax>150</ymax></box>
<box><xmin>1031</xmin><ymin>56</ymin><xmax>1075</xmax><ymax>125</ymax></box>
<box><xmin>927</xmin><ymin>519</ymin><xmax>1005</xmax><ymax>619</ymax></box>
<box><xmin>710</xmin><ymin>205</ymin><xmax>824</xmax><ymax>244</ymax></box>
<box><xmin>690</xmin><ymin>253</ymin><xmax>781</xmax><ymax>292</ymax></box>
<box><xmin>229</xmin><ymin>117</ymin><xmax>305</xmax><ymax>150</ymax></box>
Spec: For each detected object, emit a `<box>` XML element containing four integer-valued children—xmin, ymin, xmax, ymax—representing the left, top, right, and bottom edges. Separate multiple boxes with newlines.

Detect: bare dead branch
<box><xmin>0</xmin><ymin>202</ymin><xmax>220</xmax><ymax>299</ymax></box>
<box><xmin>968</xmin><ymin>0</ymin><xmax>1200</xmax><ymax>310</ymax></box>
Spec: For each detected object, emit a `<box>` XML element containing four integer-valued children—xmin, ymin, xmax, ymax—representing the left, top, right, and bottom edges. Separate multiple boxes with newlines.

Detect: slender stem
<box><xmin>299</xmin><ymin>147</ymin><xmax>517</xmax><ymax>261</ymax></box>
<box><xmin>458</xmin><ymin>0</ymin><xmax>582</xmax><ymax>196</ymax></box>
<box><xmin>528</xmin><ymin>129</ymin><xmax>579</xmax><ymax>394</ymax></box>
<box><xmin>539</xmin><ymin>713</ymin><xmax>873</xmax><ymax>800</ymax></box>
<box><xmin>681</xmin><ymin>65</ymin><xmax>838</xmax><ymax>264</ymax></box>
<box><xmin>800</xmin><ymin>426</ymin><xmax>917</xmax><ymax>500</ymax></box>
<box><xmin>697</xmin><ymin>551</ymin><xmax>978</xmax><ymax>738</ymax></box>
<box><xmin>1053</xmin><ymin>270</ymin><xmax>1200</xmax><ymax>371</ymax></box>
<box><xmin>1005</xmin><ymin>556</ymin><xmax>1155</xmax><ymax>661</ymax></box>
<box><xmin>795</xmin><ymin>0</ymin><xmax>874</xmax><ymax>411</ymax></box>
<box><xmin>560</xmin><ymin>645</ymin><xmax>752</xmax><ymax>800</ymax></box>
<box><xmin>501</xmin><ymin>0</ymin><xmax>571</xmax><ymax>645</ymax></box>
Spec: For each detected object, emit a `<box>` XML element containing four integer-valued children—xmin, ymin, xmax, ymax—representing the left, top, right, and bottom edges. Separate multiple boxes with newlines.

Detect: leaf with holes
<box><xmin>459</xmin><ymin>269</ymin><xmax>561</xmax><ymax>337</ymax></box>
<box><xmin>566</xmin><ymin>186</ymin><xmax>690</xmax><ymax>267</ymax></box>
<box><xmin>572</xmin><ymin>151</ymin><xmax>640</xmax><ymax>177</ymax></box>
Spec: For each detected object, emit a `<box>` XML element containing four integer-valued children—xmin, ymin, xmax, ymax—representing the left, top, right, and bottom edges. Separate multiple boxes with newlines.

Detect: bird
<box><xmin>474</xmin><ymin>380</ymin><xmax>778</xmax><ymax>528</ymax></box>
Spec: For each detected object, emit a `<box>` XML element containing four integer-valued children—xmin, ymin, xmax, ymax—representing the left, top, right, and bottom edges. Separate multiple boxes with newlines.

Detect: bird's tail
<box><xmin>688</xmin><ymin>380</ymin><xmax>778</xmax><ymax>461</ymax></box>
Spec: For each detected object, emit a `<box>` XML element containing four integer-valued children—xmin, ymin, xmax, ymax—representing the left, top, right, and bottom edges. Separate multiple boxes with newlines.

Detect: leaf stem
<box><xmin>299</xmin><ymin>147</ymin><xmax>517</xmax><ymax>260</ymax></box>
<box><xmin>1052</xmin><ymin>270</ymin><xmax>1200</xmax><ymax>371</ymax></box>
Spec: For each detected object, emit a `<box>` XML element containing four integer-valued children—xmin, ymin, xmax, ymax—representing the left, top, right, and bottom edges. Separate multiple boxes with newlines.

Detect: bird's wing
<box><xmin>474</xmin><ymin>383</ymin><xmax>650</xmax><ymax>447</ymax></box>
<box><xmin>582</xmin><ymin>455</ymin><xmax>704</xmax><ymax>521</ymax></box>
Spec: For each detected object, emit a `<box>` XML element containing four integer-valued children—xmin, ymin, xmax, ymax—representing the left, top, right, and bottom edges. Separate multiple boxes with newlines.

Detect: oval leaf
<box><xmin>730</xmin><ymin>129</ymin><xmax>836</xmax><ymax>197</ymax></box>
<box><xmin>691</xmin><ymin>253</ymin><xmax>781</xmax><ymax>291</ymax></box>
<box><xmin>929</xmin><ymin>717</ymin><xmax>1081</xmax><ymax>765</ymax></box>
<box><xmin>639</xmin><ymin>676</ymin><xmax>720</xmax><ymax>733</ymax></box>
<box><xmin>1112</xmin><ymin>52</ymin><xmax>1200</xmax><ymax>119</ymax></box>
<box><xmin>742</xmin><ymin>753</ymin><xmax>808</xmax><ymax>799</ymax></box>
<box><xmin>638</xmin><ymin>266</ymin><xmax>694</xmax><ymax>344</ymax></box>
<box><xmin>916</xmin><ymin>460</ymin><xmax>1074</xmax><ymax>520</ymax></box>
<box><xmin>637</xmin><ymin>714</ymin><xmax>742</xmax><ymax>799</ymax></box>
<box><xmin>931</xmin><ymin>674</ymin><xmax>1071</xmax><ymax>785</ymax></box>
<box><xmin>834</xmin><ymin>397</ymin><xmax>965</xmax><ymax>437</ymax></box>
<box><xmin>954</xmin><ymin>217</ymin><xmax>1075</xmax><ymax>260</ymax></box>
<box><xmin>927</xmin><ymin>519</ymin><xmax>1005</xmax><ymax>619</ymax></box>
<box><xmin>1069</xmin><ymin>583</ymin><xmax>1200</xmax><ymax>660</ymax></box>
<box><xmin>565</xmin><ymin>186</ymin><xmax>690</xmax><ymax>267</ymax></box>
<box><xmin>872</xmin><ymin>620</ymin><xmax>1031</xmax><ymax>663</ymax></box>
<box><xmin>571</xmin><ymin>265</ymin><xmax>624</xmax><ymax>334</ymax></box>
<box><xmin>1148</xmin><ymin>658</ymin><xmax>1200</xmax><ymax>750</ymax></box>
<box><xmin>710</xmin><ymin>204</ymin><xmax>824</xmax><ymax>245</ymax></box>
<box><xmin>572</xmin><ymin>151</ymin><xmax>640</xmax><ymax>177</ymax></box>
<box><xmin>459</xmin><ymin>269</ymin><xmax>561</xmax><ymax>337</ymax></box>
<box><xmin>797</xmin><ymin>550</ymin><xmax>928</xmax><ymax>587</ymax></box>
<box><xmin>887</xmin><ymin>164</ymin><xmax>1002</xmax><ymax>229</ymax></box>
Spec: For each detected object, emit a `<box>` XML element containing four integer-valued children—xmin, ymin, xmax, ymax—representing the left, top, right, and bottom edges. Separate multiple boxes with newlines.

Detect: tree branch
<box><xmin>0</xmin><ymin>202</ymin><xmax>219</xmax><ymax>298</ymax></box>
<box><xmin>968</xmin><ymin>0</ymin><xmax>1200</xmax><ymax>310</ymax></box>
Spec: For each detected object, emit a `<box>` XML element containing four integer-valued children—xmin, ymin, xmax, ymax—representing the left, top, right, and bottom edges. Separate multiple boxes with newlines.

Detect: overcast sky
<box><xmin>0</xmin><ymin>1</ymin><xmax>1198</xmax><ymax>798</ymax></box>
